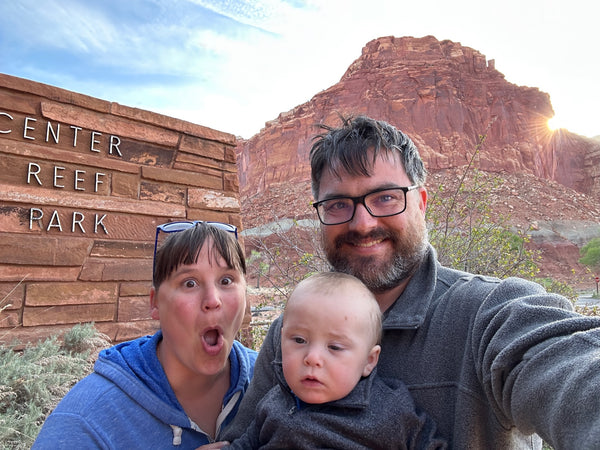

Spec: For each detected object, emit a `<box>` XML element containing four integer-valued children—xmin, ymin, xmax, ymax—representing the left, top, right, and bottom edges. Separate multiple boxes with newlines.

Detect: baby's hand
<box><xmin>195</xmin><ymin>441</ymin><xmax>229</xmax><ymax>450</ymax></box>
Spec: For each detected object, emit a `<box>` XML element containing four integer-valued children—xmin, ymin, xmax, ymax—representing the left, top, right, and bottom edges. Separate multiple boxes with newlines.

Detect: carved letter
<box><xmin>0</xmin><ymin>112</ymin><xmax>13</xmax><ymax>133</ymax></box>
<box><xmin>72</xmin><ymin>211</ymin><xmax>85</xmax><ymax>233</ymax></box>
<box><xmin>95</xmin><ymin>214</ymin><xmax>108</xmax><ymax>234</ymax></box>
<box><xmin>46</xmin><ymin>121</ymin><xmax>60</xmax><ymax>144</ymax></box>
<box><xmin>23</xmin><ymin>117</ymin><xmax>36</xmax><ymax>140</ymax></box>
<box><xmin>53</xmin><ymin>166</ymin><xmax>65</xmax><ymax>188</ymax></box>
<box><xmin>90</xmin><ymin>131</ymin><xmax>101</xmax><ymax>152</ymax></box>
<box><xmin>29</xmin><ymin>208</ymin><xmax>43</xmax><ymax>229</ymax></box>
<box><xmin>95</xmin><ymin>172</ymin><xmax>105</xmax><ymax>192</ymax></box>
<box><xmin>74</xmin><ymin>170</ymin><xmax>86</xmax><ymax>191</ymax></box>
<box><xmin>109</xmin><ymin>135</ymin><xmax>122</xmax><ymax>157</ymax></box>
<box><xmin>27</xmin><ymin>163</ymin><xmax>42</xmax><ymax>185</ymax></box>
<box><xmin>47</xmin><ymin>210</ymin><xmax>62</xmax><ymax>231</ymax></box>
<box><xmin>71</xmin><ymin>125</ymin><xmax>82</xmax><ymax>147</ymax></box>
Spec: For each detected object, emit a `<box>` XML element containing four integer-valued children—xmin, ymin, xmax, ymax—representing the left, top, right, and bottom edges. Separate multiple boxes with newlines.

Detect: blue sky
<box><xmin>1</xmin><ymin>0</ymin><xmax>597</xmax><ymax>139</ymax></box>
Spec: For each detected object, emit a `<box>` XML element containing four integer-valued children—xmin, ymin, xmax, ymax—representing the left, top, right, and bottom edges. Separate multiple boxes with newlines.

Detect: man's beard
<box><xmin>323</xmin><ymin>222</ymin><xmax>428</xmax><ymax>293</ymax></box>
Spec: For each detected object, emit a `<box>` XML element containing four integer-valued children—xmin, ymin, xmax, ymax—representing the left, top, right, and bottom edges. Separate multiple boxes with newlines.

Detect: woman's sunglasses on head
<box><xmin>152</xmin><ymin>220</ymin><xmax>238</xmax><ymax>276</ymax></box>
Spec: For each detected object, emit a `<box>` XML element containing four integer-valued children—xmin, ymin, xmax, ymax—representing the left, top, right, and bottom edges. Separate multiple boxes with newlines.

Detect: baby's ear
<box><xmin>362</xmin><ymin>344</ymin><xmax>381</xmax><ymax>377</ymax></box>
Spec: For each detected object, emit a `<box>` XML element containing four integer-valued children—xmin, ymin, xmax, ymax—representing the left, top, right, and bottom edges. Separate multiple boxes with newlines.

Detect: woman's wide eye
<box><xmin>221</xmin><ymin>275</ymin><xmax>234</xmax><ymax>286</ymax></box>
<box><xmin>184</xmin><ymin>279</ymin><xmax>197</xmax><ymax>288</ymax></box>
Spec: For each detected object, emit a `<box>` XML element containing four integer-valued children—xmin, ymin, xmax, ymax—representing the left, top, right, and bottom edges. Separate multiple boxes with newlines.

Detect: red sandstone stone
<box><xmin>119</xmin><ymin>281</ymin><xmax>152</xmax><ymax>297</ymax></box>
<box><xmin>188</xmin><ymin>188</ymin><xmax>241</xmax><ymax>211</ymax></box>
<box><xmin>117</xmin><ymin>296</ymin><xmax>152</xmax><ymax>322</ymax></box>
<box><xmin>26</xmin><ymin>282</ymin><xmax>118</xmax><ymax>306</ymax></box>
<box><xmin>23</xmin><ymin>303</ymin><xmax>116</xmax><ymax>327</ymax></box>
<box><xmin>142</xmin><ymin>165</ymin><xmax>222</xmax><ymax>189</ymax></box>
<box><xmin>41</xmin><ymin>102</ymin><xmax>181</xmax><ymax>148</ymax></box>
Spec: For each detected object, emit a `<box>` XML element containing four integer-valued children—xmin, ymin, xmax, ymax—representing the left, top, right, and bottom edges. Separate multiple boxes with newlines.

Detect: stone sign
<box><xmin>0</xmin><ymin>73</ymin><xmax>249</xmax><ymax>346</ymax></box>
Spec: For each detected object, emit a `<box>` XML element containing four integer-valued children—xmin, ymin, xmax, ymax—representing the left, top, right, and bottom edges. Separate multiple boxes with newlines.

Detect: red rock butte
<box><xmin>236</xmin><ymin>35</ymin><xmax>600</xmax><ymax>286</ymax></box>
<box><xmin>238</xmin><ymin>36</ymin><xmax>600</xmax><ymax>219</ymax></box>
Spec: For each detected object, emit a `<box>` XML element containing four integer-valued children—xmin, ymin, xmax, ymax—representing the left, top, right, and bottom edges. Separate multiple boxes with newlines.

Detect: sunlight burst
<box><xmin>547</xmin><ymin>116</ymin><xmax>563</xmax><ymax>131</ymax></box>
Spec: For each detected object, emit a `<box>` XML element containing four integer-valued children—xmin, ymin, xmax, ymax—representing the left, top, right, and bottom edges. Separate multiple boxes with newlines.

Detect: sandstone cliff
<box><xmin>236</xmin><ymin>35</ymin><xmax>600</xmax><ymax>287</ymax></box>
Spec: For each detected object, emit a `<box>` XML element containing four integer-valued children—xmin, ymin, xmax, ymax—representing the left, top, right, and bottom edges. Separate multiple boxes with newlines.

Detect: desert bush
<box><xmin>427</xmin><ymin>136</ymin><xmax>540</xmax><ymax>281</ymax></box>
<box><xmin>0</xmin><ymin>323</ymin><xmax>109</xmax><ymax>448</ymax></box>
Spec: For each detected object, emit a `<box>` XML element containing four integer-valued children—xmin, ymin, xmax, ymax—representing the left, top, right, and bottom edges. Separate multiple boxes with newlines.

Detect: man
<box><xmin>225</xmin><ymin>116</ymin><xmax>600</xmax><ymax>449</ymax></box>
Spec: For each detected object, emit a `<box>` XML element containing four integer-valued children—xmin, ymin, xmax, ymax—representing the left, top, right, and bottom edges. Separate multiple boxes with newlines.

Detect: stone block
<box><xmin>110</xmin><ymin>103</ymin><xmax>235</xmax><ymax>145</ymax></box>
<box><xmin>175</xmin><ymin>152</ymin><xmax>222</xmax><ymax>171</ymax></box>
<box><xmin>142</xmin><ymin>165</ymin><xmax>222</xmax><ymax>190</ymax></box>
<box><xmin>26</xmin><ymin>282</ymin><xmax>118</xmax><ymax>306</ymax></box>
<box><xmin>223</xmin><ymin>172</ymin><xmax>240</xmax><ymax>192</ymax></box>
<box><xmin>96</xmin><ymin>319</ymin><xmax>159</xmax><ymax>343</ymax></box>
<box><xmin>224</xmin><ymin>146</ymin><xmax>236</xmax><ymax>164</ymax></box>
<box><xmin>111</xmin><ymin>172</ymin><xmax>139</xmax><ymax>199</ymax></box>
<box><xmin>118</xmin><ymin>296</ymin><xmax>151</xmax><ymax>322</ymax></box>
<box><xmin>0</xmin><ymin>281</ymin><xmax>25</xmax><ymax>309</ymax></box>
<box><xmin>188</xmin><ymin>188</ymin><xmax>240</xmax><ymax>211</ymax></box>
<box><xmin>0</xmin><ymin>137</ymin><xmax>139</xmax><ymax>173</ymax></box>
<box><xmin>83</xmin><ymin>214</ymin><xmax>159</xmax><ymax>242</ymax></box>
<box><xmin>80</xmin><ymin>258</ymin><xmax>152</xmax><ymax>282</ymax></box>
<box><xmin>41</xmin><ymin>102</ymin><xmax>181</xmax><ymax>147</ymax></box>
<box><xmin>90</xmin><ymin>240</ymin><xmax>153</xmax><ymax>259</ymax></box>
<box><xmin>179</xmin><ymin>134</ymin><xmax>225</xmax><ymax>160</ymax></box>
<box><xmin>186</xmin><ymin>209</ymin><xmax>236</xmax><ymax>226</ymax></box>
<box><xmin>3</xmin><ymin>154</ymin><xmax>111</xmax><ymax>195</ymax></box>
<box><xmin>0</xmin><ymin>234</ymin><xmax>92</xmax><ymax>266</ymax></box>
<box><xmin>0</xmin><ymin>309</ymin><xmax>21</xmax><ymax>328</ymax></box>
<box><xmin>0</xmin><ymin>73</ymin><xmax>111</xmax><ymax>114</ymax></box>
<box><xmin>119</xmin><ymin>281</ymin><xmax>152</xmax><ymax>297</ymax></box>
<box><xmin>0</xmin><ymin>183</ymin><xmax>184</xmax><ymax>217</ymax></box>
<box><xmin>23</xmin><ymin>303</ymin><xmax>116</xmax><ymax>327</ymax></box>
<box><xmin>139</xmin><ymin>181</ymin><xmax>186</xmax><ymax>204</ymax></box>
<box><xmin>0</xmin><ymin>265</ymin><xmax>81</xmax><ymax>283</ymax></box>
<box><xmin>0</xmin><ymin>89</ymin><xmax>37</xmax><ymax>115</ymax></box>
<box><xmin>118</xmin><ymin>139</ymin><xmax>176</xmax><ymax>167</ymax></box>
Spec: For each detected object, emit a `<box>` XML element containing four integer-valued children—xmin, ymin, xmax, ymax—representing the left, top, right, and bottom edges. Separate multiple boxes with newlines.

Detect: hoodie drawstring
<box><xmin>170</xmin><ymin>425</ymin><xmax>182</xmax><ymax>446</ymax></box>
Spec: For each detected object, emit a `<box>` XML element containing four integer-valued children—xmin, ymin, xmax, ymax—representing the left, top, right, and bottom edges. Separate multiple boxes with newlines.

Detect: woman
<box><xmin>33</xmin><ymin>221</ymin><xmax>257</xmax><ymax>449</ymax></box>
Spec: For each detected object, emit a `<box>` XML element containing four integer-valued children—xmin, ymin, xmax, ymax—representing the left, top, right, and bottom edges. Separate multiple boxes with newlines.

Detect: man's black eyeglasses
<box><xmin>153</xmin><ymin>220</ymin><xmax>238</xmax><ymax>277</ymax></box>
<box><xmin>312</xmin><ymin>186</ymin><xmax>419</xmax><ymax>225</ymax></box>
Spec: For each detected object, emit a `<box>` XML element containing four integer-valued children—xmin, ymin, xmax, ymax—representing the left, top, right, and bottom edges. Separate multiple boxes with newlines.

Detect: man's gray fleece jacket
<box><xmin>225</xmin><ymin>245</ymin><xmax>600</xmax><ymax>449</ymax></box>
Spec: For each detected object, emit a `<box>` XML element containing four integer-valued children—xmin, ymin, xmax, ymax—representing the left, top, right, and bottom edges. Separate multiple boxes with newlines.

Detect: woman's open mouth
<box><xmin>202</xmin><ymin>327</ymin><xmax>224</xmax><ymax>356</ymax></box>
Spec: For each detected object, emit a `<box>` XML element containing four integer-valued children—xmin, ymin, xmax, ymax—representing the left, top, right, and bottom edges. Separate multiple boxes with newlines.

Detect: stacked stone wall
<box><xmin>0</xmin><ymin>74</ymin><xmax>250</xmax><ymax>346</ymax></box>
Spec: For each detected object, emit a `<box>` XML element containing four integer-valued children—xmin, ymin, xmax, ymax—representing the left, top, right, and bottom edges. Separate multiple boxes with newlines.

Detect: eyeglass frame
<box><xmin>152</xmin><ymin>220</ymin><xmax>238</xmax><ymax>281</ymax></box>
<box><xmin>312</xmin><ymin>185</ymin><xmax>420</xmax><ymax>225</ymax></box>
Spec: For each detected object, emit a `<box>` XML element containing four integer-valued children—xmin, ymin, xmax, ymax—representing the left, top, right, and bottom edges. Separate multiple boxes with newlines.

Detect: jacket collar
<box><xmin>382</xmin><ymin>244</ymin><xmax>438</xmax><ymax>330</ymax></box>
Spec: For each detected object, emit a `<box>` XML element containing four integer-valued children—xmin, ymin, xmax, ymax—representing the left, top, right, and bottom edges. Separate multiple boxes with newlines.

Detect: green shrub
<box><xmin>0</xmin><ymin>323</ymin><xmax>109</xmax><ymax>448</ymax></box>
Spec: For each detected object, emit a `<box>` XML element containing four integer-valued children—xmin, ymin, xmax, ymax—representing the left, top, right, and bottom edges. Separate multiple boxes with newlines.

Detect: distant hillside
<box><xmin>236</xmin><ymin>35</ymin><xmax>600</xmax><ymax>288</ymax></box>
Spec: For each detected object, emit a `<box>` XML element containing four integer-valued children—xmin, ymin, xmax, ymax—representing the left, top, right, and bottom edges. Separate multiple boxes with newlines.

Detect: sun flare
<box><xmin>547</xmin><ymin>117</ymin><xmax>563</xmax><ymax>131</ymax></box>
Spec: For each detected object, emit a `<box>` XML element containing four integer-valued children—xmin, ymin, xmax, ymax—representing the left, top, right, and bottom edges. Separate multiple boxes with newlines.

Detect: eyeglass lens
<box><xmin>317</xmin><ymin>188</ymin><xmax>408</xmax><ymax>225</ymax></box>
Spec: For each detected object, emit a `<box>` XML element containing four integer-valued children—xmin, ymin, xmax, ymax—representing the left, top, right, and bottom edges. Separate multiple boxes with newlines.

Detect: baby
<box><xmin>214</xmin><ymin>271</ymin><xmax>446</xmax><ymax>449</ymax></box>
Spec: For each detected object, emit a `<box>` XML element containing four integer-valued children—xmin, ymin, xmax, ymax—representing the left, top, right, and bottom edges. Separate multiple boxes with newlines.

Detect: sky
<box><xmin>0</xmin><ymin>0</ymin><xmax>597</xmax><ymax>139</ymax></box>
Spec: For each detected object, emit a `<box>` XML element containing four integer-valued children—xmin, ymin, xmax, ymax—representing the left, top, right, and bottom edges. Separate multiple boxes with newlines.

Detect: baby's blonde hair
<box><xmin>284</xmin><ymin>272</ymin><xmax>382</xmax><ymax>345</ymax></box>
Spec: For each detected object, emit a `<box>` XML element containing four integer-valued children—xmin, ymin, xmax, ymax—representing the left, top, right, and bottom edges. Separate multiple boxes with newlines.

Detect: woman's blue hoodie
<box><xmin>32</xmin><ymin>331</ymin><xmax>257</xmax><ymax>449</ymax></box>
